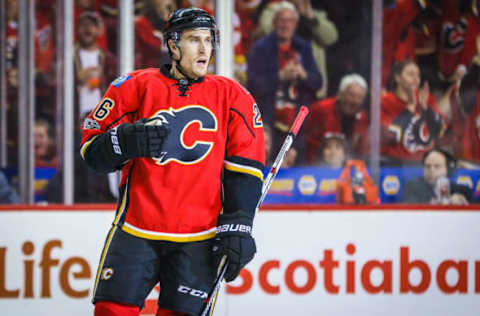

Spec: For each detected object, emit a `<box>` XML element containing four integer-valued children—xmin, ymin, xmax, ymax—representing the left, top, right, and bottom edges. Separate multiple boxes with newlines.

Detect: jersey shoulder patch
<box><xmin>111</xmin><ymin>74</ymin><xmax>131</xmax><ymax>88</ymax></box>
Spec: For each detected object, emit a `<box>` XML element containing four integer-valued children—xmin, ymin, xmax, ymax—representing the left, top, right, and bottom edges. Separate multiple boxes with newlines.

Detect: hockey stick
<box><xmin>199</xmin><ymin>106</ymin><xmax>310</xmax><ymax>316</ymax></box>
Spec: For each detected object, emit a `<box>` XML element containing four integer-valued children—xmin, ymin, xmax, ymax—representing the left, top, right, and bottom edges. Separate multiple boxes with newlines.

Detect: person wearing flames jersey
<box><xmin>80</xmin><ymin>8</ymin><xmax>265</xmax><ymax>316</ymax></box>
<box><xmin>381</xmin><ymin>59</ymin><xmax>445</xmax><ymax>165</ymax></box>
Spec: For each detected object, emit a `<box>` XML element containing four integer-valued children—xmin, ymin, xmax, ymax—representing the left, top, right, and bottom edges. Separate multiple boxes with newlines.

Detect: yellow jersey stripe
<box><xmin>224</xmin><ymin>160</ymin><xmax>264</xmax><ymax>181</ymax></box>
<box><xmin>80</xmin><ymin>134</ymin><xmax>100</xmax><ymax>160</ymax></box>
<box><xmin>121</xmin><ymin>224</ymin><xmax>217</xmax><ymax>242</ymax></box>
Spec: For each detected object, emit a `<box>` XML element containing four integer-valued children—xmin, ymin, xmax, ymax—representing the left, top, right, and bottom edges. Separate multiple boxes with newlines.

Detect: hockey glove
<box><xmin>212</xmin><ymin>210</ymin><xmax>256</xmax><ymax>282</ymax></box>
<box><xmin>108</xmin><ymin>118</ymin><xmax>169</xmax><ymax>160</ymax></box>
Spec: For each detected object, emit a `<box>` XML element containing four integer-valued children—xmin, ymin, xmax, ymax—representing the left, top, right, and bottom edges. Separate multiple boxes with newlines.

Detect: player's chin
<box><xmin>192</xmin><ymin>65</ymin><xmax>208</xmax><ymax>77</ymax></box>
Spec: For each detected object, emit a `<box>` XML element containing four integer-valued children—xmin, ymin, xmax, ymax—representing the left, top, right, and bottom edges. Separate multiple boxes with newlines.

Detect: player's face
<box><xmin>395</xmin><ymin>63</ymin><xmax>421</xmax><ymax>93</ymax></box>
<box><xmin>339</xmin><ymin>83</ymin><xmax>366</xmax><ymax>116</ymax></box>
<box><xmin>274</xmin><ymin>9</ymin><xmax>298</xmax><ymax>42</ymax></box>
<box><xmin>424</xmin><ymin>151</ymin><xmax>448</xmax><ymax>185</ymax></box>
<box><xmin>177</xmin><ymin>28</ymin><xmax>213</xmax><ymax>79</ymax></box>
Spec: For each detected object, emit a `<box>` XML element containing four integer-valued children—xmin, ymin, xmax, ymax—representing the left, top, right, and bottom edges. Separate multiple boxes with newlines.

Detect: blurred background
<box><xmin>1</xmin><ymin>0</ymin><xmax>480</xmax><ymax>205</ymax></box>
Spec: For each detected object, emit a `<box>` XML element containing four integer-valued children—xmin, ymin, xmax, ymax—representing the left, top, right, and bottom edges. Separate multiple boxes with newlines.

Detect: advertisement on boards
<box><xmin>0</xmin><ymin>208</ymin><xmax>479</xmax><ymax>316</ymax></box>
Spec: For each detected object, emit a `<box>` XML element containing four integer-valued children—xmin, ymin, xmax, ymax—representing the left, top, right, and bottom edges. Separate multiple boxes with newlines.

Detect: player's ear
<box><xmin>168</xmin><ymin>39</ymin><xmax>180</xmax><ymax>60</ymax></box>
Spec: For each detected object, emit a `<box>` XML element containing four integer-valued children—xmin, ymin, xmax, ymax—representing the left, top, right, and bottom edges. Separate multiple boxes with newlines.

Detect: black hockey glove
<box><xmin>212</xmin><ymin>211</ymin><xmax>256</xmax><ymax>282</ymax></box>
<box><xmin>108</xmin><ymin>118</ymin><xmax>169</xmax><ymax>160</ymax></box>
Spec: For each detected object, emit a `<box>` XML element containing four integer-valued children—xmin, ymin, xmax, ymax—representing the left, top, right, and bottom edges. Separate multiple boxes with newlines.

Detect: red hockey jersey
<box><xmin>80</xmin><ymin>67</ymin><xmax>265</xmax><ymax>242</ymax></box>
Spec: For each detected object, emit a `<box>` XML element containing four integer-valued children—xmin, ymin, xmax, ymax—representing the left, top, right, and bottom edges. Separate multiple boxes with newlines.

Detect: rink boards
<box><xmin>0</xmin><ymin>205</ymin><xmax>479</xmax><ymax>316</ymax></box>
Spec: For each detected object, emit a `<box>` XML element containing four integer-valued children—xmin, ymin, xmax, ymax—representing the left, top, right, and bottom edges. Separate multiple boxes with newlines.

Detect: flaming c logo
<box><xmin>151</xmin><ymin>105</ymin><xmax>218</xmax><ymax>165</ymax></box>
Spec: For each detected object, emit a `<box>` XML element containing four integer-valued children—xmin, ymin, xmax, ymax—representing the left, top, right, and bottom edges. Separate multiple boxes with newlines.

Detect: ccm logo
<box><xmin>217</xmin><ymin>224</ymin><xmax>252</xmax><ymax>234</ymax></box>
<box><xmin>177</xmin><ymin>285</ymin><xmax>208</xmax><ymax>299</ymax></box>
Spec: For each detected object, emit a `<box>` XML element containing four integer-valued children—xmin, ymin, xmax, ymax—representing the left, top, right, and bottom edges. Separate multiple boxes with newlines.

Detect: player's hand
<box><xmin>109</xmin><ymin>118</ymin><xmax>169</xmax><ymax>159</ymax></box>
<box><xmin>212</xmin><ymin>210</ymin><xmax>256</xmax><ymax>282</ymax></box>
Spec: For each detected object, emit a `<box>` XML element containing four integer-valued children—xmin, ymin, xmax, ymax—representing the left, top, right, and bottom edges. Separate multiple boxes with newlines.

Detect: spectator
<box><xmin>34</xmin><ymin>117</ymin><xmax>57</xmax><ymax>203</ymax></box>
<box><xmin>6</xmin><ymin>0</ymin><xmax>18</xmax><ymax>75</ymax></box>
<box><xmin>436</xmin><ymin>0</ymin><xmax>480</xmax><ymax>92</ymax></box>
<box><xmin>75</xmin><ymin>11</ymin><xmax>117</xmax><ymax>118</ymax></box>
<box><xmin>35</xmin><ymin>0</ymin><xmax>57</xmax><ymax>118</ymax></box>
<box><xmin>381</xmin><ymin>59</ymin><xmax>445</xmax><ymax>165</ymax></box>
<box><xmin>382</xmin><ymin>0</ymin><xmax>441</xmax><ymax>88</ymax></box>
<box><xmin>247</xmin><ymin>1</ymin><xmax>322</xmax><ymax>164</ymax></box>
<box><xmin>0</xmin><ymin>171</ymin><xmax>20</xmax><ymax>204</ymax></box>
<box><xmin>34</xmin><ymin>118</ymin><xmax>57</xmax><ymax>168</ymax></box>
<box><xmin>314</xmin><ymin>134</ymin><xmax>347</xmax><ymax>168</ymax></box>
<box><xmin>74</xmin><ymin>0</ymin><xmax>108</xmax><ymax>50</ymax></box>
<box><xmin>257</xmin><ymin>0</ymin><xmax>338</xmax><ymax>97</ymax></box>
<box><xmin>436</xmin><ymin>37</ymin><xmax>480</xmax><ymax>156</ymax></box>
<box><xmin>305</xmin><ymin>73</ymin><xmax>369</xmax><ymax>163</ymax></box>
<box><xmin>460</xmin><ymin>48</ymin><xmax>480</xmax><ymax>164</ymax></box>
<box><xmin>6</xmin><ymin>0</ymin><xmax>19</xmax><ymax>165</ymax></box>
<box><xmin>135</xmin><ymin>0</ymin><xmax>177</xmax><ymax>69</ymax></box>
<box><xmin>232</xmin><ymin>0</ymin><xmax>265</xmax><ymax>86</ymax></box>
<box><xmin>402</xmin><ymin>148</ymin><xmax>472</xmax><ymax>204</ymax></box>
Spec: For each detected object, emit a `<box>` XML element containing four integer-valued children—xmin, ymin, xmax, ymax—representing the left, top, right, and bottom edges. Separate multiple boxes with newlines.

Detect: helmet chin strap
<box><xmin>171</xmin><ymin>46</ymin><xmax>196</xmax><ymax>82</ymax></box>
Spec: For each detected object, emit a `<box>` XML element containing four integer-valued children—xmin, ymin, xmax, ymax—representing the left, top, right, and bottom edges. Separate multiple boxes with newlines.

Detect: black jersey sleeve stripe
<box><xmin>105</xmin><ymin>111</ymin><xmax>137</xmax><ymax>130</ymax></box>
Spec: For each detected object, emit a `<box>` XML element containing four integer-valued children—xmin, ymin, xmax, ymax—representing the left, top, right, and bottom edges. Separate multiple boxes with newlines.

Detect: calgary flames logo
<box><xmin>150</xmin><ymin>105</ymin><xmax>218</xmax><ymax>165</ymax></box>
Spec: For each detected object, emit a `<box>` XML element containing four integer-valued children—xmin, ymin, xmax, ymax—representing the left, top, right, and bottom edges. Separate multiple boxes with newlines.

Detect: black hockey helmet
<box><xmin>163</xmin><ymin>8</ymin><xmax>219</xmax><ymax>51</ymax></box>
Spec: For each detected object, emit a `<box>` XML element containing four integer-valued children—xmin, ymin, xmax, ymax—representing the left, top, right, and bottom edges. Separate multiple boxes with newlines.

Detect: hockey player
<box><xmin>80</xmin><ymin>8</ymin><xmax>265</xmax><ymax>316</ymax></box>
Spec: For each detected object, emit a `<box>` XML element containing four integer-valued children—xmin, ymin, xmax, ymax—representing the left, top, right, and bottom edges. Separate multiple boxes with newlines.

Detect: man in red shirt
<box><xmin>80</xmin><ymin>8</ymin><xmax>265</xmax><ymax>316</ymax></box>
<box><xmin>305</xmin><ymin>73</ymin><xmax>369</xmax><ymax>163</ymax></box>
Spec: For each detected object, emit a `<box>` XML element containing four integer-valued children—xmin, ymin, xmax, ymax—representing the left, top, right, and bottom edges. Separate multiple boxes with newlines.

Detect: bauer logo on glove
<box><xmin>216</xmin><ymin>223</ymin><xmax>252</xmax><ymax>234</ymax></box>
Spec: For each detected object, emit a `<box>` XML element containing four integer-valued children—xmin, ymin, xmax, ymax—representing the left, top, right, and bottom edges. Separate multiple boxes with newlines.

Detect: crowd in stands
<box><xmin>2</xmin><ymin>0</ymin><xmax>480</xmax><ymax>205</ymax></box>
